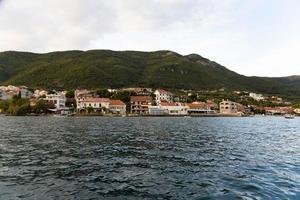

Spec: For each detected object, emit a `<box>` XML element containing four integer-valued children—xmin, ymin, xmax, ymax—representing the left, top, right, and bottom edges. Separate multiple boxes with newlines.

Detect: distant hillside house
<box><xmin>154</xmin><ymin>89</ymin><xmax>173</xmax><ymax>104</ymax></box>
<box><xmin>33</xmin><ymin>89</ymin><xmax>48</xmax><ymax>98</ymax></box>
<box><xmin>109</xmin><ymin>99</ymin><xmax>126</xmax><ymax>115</ymax></box>
<box><xmin>122</xmin><ymin>87</ymin><xmax>153</xmax><ymax>96</ymax></box>
<box><xmin>130</xmin><ymin>96</ymin><xmax>152</xmax><ymax>115</ymax></box>
<box><xmin>249</xmin><ymin>93</ymin><xmax>264</xmax><ymax>101</ymax></box>
<box><xmin>75</xmin><ymin>89</ymin><xmax>93</xmax><ymax>101</ymax></box>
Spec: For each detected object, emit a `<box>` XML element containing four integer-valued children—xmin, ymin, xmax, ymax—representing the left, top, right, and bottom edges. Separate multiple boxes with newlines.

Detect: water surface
<box><xmin>0</xmin><ymin>116</ymin><xmax>300</xmax><ymax>199</ymax></box>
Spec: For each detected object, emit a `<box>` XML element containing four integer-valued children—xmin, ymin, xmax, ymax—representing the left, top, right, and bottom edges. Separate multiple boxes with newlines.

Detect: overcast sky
<box><xmin>0</xmin><ymin>0</ymin><xmax>299</xmax><ymax>77</ymax></box>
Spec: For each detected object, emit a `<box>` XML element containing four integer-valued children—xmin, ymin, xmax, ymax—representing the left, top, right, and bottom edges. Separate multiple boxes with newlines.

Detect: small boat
<box><xmin>285</xmin><ymin>114</ymin><xmax>295</xmax><ymax>119</ymax></box>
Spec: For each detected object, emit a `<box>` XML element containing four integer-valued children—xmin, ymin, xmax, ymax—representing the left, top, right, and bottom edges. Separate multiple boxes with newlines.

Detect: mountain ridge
<box><xmin>0</xmin><ymin>49</ymin><xmax>299</xmax><ymax>98</ymax></box>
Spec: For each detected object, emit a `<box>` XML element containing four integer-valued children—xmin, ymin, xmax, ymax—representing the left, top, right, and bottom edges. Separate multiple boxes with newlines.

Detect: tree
<box><xmin>0</xmin><ymin>100</ymin><xmax>9</xmax><ymax>112</ymax></box>
<box><xmin>96</xmin><ymin>88</ymin><xmax>111</xmax><ymax>98</ymax></box>
<box><xmin>111</xmin><ymin>91</ymin><xmax>133</xmax><ymax>112</ymax></box>
<box><xmin>86</xmin><ymin>106</ymin><xmax>94</xmax><ymax>113</ymax></box>
<box><xmin>32</xmin><ymin>100</ymin><xmax>49</xmax><ymax>114</ymax></box>
<box><xmin>66</xmin><ymin>90</ymin><xmax>75</xmax><ymax>98</ymax></box>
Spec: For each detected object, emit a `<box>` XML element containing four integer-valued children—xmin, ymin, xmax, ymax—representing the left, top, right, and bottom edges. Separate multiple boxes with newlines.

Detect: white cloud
<box><xmin>0</xmin><ymin>0</ymin><xmax>299</xmax><ymax>76</ymax></box>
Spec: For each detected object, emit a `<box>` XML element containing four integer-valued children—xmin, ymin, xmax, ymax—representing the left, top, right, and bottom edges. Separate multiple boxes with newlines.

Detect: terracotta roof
<box><xmin>131</xmin><ymin>96</ymin><xmax>152</xmax><ymax>102</ymax></box>
<box><xmin>81</xmin><ymin>98</ymin><xmax>110</xmax><ymax>103</ymax></box>
<box><xmin>160</xmin><ymin>102</ymin><xmax>178</xmax><ymax>106</ymax></box>
<box><xmin>264</xmin><ymin>107</ymin><xmax>292</xmax><ymax>111</ymax></box>
<box><xmin>109</xmin><ymin>99</ymin><xmax>126</xmax><ymax>106</ymax></box>
<box><xmin>186</xmin><ymin>102</ymin><xmax>207</xmax><ymax>109</ymax></box>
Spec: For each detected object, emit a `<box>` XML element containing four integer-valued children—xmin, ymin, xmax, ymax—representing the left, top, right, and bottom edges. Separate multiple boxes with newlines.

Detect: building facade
<box><xmin>76</xmin><ymin>97</ymin><xmax>110</xmax><ymax>112</ymax></box>
<box><xmin>109</xmin><ymin>100</ymin><xmax>126</xmax><ymax>115</ymax></box>
<box><xmin>43</xmin><ymin>92</ymin><xmax>67</xmax><ymax>110</ymax></box>
<box><xmin>219</xmin><ymin>100</ymin><xmax>238</xmax><ymax>114</ymax></box>
<box><xmin>130</xmin><ymin>96</ymin><xmax>152</xmax><ymax>114</ymax></box>
<box><xmin>154</xmin><ymin>89</ymin><xmax>173</xmax><ymax>104</ymax></box>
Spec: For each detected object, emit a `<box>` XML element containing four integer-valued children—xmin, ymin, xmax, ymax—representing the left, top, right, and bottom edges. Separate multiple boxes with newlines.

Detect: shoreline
<box><xmin>0</xmin><ymin>113</ymin><xmax>294</xmax><ymax>118</ymax></box>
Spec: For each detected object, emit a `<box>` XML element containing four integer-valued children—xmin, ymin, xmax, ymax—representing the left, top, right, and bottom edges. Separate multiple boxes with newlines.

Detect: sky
<box><xmin>0</xmin><ymin>0</ymin><xmax>300</xmax><ymax>77</ymax></box>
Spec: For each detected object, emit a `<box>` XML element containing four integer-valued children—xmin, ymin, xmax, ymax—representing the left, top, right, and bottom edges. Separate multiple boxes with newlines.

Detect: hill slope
<box><xmin>0</xmin><ymin>50</ymin><xmax>299</xmax><ymax>96</ymax></box>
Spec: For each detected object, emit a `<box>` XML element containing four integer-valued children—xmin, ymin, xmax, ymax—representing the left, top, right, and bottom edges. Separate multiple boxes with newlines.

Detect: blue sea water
<box><xmin>0</xmin><ymin>116</ymin><xmax>300</xmax><ymax>199</ymax></box>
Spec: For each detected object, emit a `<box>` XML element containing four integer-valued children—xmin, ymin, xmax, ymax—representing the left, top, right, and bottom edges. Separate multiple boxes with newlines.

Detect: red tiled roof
<box><xmin>186</xmin><ymin>102</ymin><xmax>207</xmax><ymax>109</ymax></box>
<box><xmin>109</xmin><ymin>99</ymin><xmax>126</xmax><ymax>106</ymax></box>
<box><xmin>160</xmin><ymin>102</ymin><xmax>178</xmax><ymax>106</ymax></box>
<box><xmin>264</xmin><ymin>107</ymin><xmax>292</xmax><ymax>111</ymax></box>
<box><xmin>131</xmin><ymin>96</ymin><xmax>152</xmax><ymax>102</ymax></box>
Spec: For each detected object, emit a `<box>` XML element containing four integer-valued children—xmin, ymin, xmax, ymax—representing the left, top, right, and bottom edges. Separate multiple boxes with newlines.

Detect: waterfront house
<box><xmin>109</xmin><ymin>99</ymin><xmax>126</xmax><ymax>115</ymax></box>
<box><xmin>219</xmin><ymin>100</ymin><xmax>239</xmax><ymax>114</ymax></box>
<box><xmin>159</xmin><ymin>102</ymin><xmax>188</xmax><ymax>115</ymax></box>
<box><xmin>264</xmin><ymin>107</ymin><xmax>293</xmax><ymax>115</ymax></box>
<box><xmin>186</xmin><ymin>102</ymin><xmax>214</xmax><ymax>115</ymax></box>
<box><xmin>148</xmin><ymin>102</ymin><xmax>188</xmax><ymax>116</ymax></box>
<box><xmin>154</xmin><ymin>89</ymin><xmax>173</xmax><ymax>104</ymax></box>
<box><xmin>43</xmin><ymin>92</ymin><xmax>67</xmax><ymax>110</ymax></box>
<box><xmin>148</xmin><ymin>106</ymin><xmax>168</xmax><ymax>115</ymax></box>
<box><xmin>0</xmin><ymin>85</ymin><xmax>33</xmax><ymax>100</ymax></box>
<box><xmin>77</xmin><ymin>97</ymin><xmax>110</xmax><ymax>112</ymax></box>
<box><xmin>130</xmin><ymin>96</ymin><xmax>152</xmax><ymax>114</ymax></box>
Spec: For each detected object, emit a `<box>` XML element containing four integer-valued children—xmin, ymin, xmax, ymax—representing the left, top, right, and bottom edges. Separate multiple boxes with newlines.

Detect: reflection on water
<box><xmin>0</xmin><ymin>116</ymin><xmax>300</xmax><ymax>199</ymax></box>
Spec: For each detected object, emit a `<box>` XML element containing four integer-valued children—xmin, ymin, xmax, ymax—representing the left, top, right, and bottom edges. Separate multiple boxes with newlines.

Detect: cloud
<box><xmin>0</xmin><ymin>0</ymin><xmax>299</xmax><ymax>76</ymax></box>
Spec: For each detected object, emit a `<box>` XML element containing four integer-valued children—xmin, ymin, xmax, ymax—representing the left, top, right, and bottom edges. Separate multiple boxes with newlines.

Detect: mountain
<box><xmin>0</xmin><ymin>50</ymin><xmax>299</xmax><ymax>97</ymax></box>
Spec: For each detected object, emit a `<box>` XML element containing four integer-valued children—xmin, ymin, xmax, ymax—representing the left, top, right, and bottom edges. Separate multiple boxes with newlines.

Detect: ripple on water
<box><xmin>0</xmin><ymin>116</ymin><xmax>300</xmax><ymax>199</ymax></box>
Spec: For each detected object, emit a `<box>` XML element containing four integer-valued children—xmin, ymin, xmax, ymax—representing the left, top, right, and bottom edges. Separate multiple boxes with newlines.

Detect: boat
<box><xmin>284</xmin><ymin>114</ymin><xmax>295</xmax><ymax>119</ymax></box>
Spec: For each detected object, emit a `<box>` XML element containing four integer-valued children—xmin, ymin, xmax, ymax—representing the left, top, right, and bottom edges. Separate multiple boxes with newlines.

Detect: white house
<box><xmin>43</xmin><ymin>92</ymin><xmax>67</xmax><ymax>110</ymax></box>
<box><xmin>154</xmin><ymin>89</ymin><xmax>173</xmax><ymax>104</ymax></box>
<box><xmin>149</xmin><ymin>102</ymin><xmax>188</xmax><ymax>116</ymax></box>
<box><xmin>249</xmin><ymin>93</ymin><xmax>264</xmax><ymax>101</ymax></box>
<box><xmin>19</xmin><ymin>86</ymin><xmax>33</xmax><ymax>99</ymax></box>
<box><xmin>76</xmin><ymin>97</ymin><xmax>110</xmax><ymax>112</ymax></box>
<box><xmin>186</xmin><ymin>102</ymin><xmax>214</xmax><ymax>115</ymax></box>
<box><xmin>33</xmin><ymin>90</ymin><xmax>48</xmax><ymax>98</ymax></box>
<box><xmin>0</xmin><ymin>85</ymin><xmax>33</xmax><ymax>100</ymax></box>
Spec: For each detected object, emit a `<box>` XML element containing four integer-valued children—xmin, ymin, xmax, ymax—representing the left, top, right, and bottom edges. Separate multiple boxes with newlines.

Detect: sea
<box><xmin>0</xmin><ymin>116</ymin><xmax>299</xmax><ymax>199</ymax></box>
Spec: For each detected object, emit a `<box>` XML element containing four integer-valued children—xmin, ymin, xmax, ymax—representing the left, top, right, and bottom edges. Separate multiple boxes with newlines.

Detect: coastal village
<box><xmin>0</xmin><ymin>85</ymin><xmax>299</xmax><ymax>117</ymax></box>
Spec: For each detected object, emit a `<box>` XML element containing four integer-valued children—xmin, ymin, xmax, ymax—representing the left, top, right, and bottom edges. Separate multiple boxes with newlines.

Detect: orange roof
<box><xmin>160</xmin><ymin>102</ymin><xmax>178</xmax><ymax>106</ymax></box>
<box><xmin>264</xmin><ymin>107</ymin><xmax>292</xmax><ymax>111</ymax></box>
<box><xmin>186</xmin><ymin>102</ymin><xmax>207</xmax><ymax>109</ymax></box>
<box><xmin>109</xmin><ymin>99</ymin><xmax>126</xmax><ymax>106</ymax></box>
<box><xmin>81</xmin><ymin>98</ymin><xmax>110</xmax><ymax>103</ymax></box>
<box><xmin>131</xmin><ymin>96</ymin><xmax>152</xmax><ymax>102</ymax></box>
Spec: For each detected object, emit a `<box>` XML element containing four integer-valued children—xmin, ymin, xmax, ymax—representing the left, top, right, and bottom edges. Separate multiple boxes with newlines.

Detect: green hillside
<box><xmin>0</xmin><ymin>50</ymin><xmax>299</xmax><ymax>97</ymax></box>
